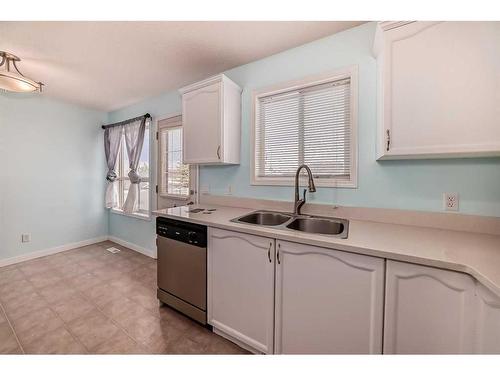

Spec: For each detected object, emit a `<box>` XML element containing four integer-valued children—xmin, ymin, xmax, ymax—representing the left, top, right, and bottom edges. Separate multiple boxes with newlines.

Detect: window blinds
<box><xmin>255</xmin><ymin>77</ymin><xmax>351</xmax><ymax>181</ymax></box>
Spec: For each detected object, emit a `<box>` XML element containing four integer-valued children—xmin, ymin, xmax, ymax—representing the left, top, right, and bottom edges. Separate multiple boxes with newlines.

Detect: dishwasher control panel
<box><xmin>156</xmin><ymin>217</ymin><xmax>207</xmax><ymax>247</ymax></box>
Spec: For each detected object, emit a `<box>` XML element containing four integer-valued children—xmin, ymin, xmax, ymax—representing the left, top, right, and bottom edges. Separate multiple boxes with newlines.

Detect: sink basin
<box><xmin>231</xmin><ymin>211</ymin><xmax>349</xmax><ymax>238</ymax></box>
<box><xmin>286</xmin><ymin>217</ymin><xmax>348</xmax><ymax>238</ymax></box>
<box><xmin>233</xmin><ymin>211</ymin><xmax>292</xmax><ymax>226</ymax></box>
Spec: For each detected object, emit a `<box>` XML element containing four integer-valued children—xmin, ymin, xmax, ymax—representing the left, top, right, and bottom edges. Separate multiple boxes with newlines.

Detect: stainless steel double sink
<box><xmin>231</xmin><ymin>210</ymin><xmax>349</xmax><ymax>239</ymax></box>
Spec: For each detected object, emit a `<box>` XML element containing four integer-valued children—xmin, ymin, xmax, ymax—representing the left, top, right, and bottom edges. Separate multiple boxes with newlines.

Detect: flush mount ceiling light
<box><xmin>0</xmin><ymin>51</ymin><xmax>43</xmax><ymax>93</ymax></box>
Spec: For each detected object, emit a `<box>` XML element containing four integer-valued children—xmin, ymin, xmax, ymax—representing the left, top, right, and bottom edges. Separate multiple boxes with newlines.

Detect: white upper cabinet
<box><xmin>274</xmin><ymin>240</ymin><xmax>385</xmax><ymax>354</ymax></box>
<box><xmin>180</xmin><ymin>74</ymin><xmax>242</xmax><ymax>164</ymax></box>
<box><xmin>374</xmin><ymin>21</ymin><xmax>500</xmax><ymax>159</ymax></box>
<box><xmin>384</xmin><ymin>260</ymin><xmax>476</xmax><ymax>354</ymax></box>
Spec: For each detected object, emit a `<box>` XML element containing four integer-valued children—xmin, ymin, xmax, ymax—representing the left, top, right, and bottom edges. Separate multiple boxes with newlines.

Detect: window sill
<box><xmin>110</xmin><ymin>208</ymin><xmax>152</xmax><ymax>221</ymax></box>
<box><xmin>158</xmin><ymin>193</ymin><xmax>191</xmax><ymax>201</ymax></box>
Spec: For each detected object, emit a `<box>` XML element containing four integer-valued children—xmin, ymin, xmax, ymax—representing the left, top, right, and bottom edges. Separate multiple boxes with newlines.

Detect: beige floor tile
<box><xmin>2</xmin><ymin>290</ymin><xmax>49</xmax><ymax>321</ymax></box>
<box><xmin>18</xmin><ymin>259</ymin><xmax>54</xmax><ymax>277</ymax></box>
<box><xmin>182</xmin><ymin>322</ymin><xmax>219</xmax><ymax>347</ymax></box>
<box><xmin>203</xmin><ymin>333</ymin><xmax>249</xmax><ymax>354</ymax></box>
<box><xmin>165</xmin><ymin>335</ymin><xmax>208</xmax><ymax>355</ymax></box>
<box><xmin>100</xmin><ymin>296</ymin><xmax>149</xmax><ymax>321</ymax></box>
<box><xmin>0</xmin><ymin>264</ymin><xmax>19</xmax><ymax>273</ymax></box>
<box><xmin>80</xmin><ymin>283</ymin><xmax>123</xmax><ymax>308</ymax></box>
<box><xmin>27</xmin><ymin>269</ymin><xmax>64</xmax><ymax>289</ymax></box>
<box><xmin>128</xmin><ymin>286</ymin><xmax>159</xmax><ymax>311</ymax></box>
<box><xmin>92</xmin><ymin>329</ymin><xmax>147</xmax><ymax>354</ymax></box>
<box><xmin>0</xmin><ymin>279</ymin><xmax>36</xmax><ymax>303</ymax></box>
<box><xmin>91</xmin><ymin>266</ymin><xmax>123</xmax><ymax>281</ymax></box>
<box><xmin>112</xmin><ymin>258</ymin><xmax>141</xmax><ymax>273</ymax></box>
<box><xmin>156</xmin><ymin>306</ymin><xmax>197</xmax><ymax>331</ymax></box>
<box><xmin>0</xmin><ymin>322</ymin><xmax>22</xmax><ymax>354</ymax></box>
<box><xmin>51</xmin><ymin>294</ymin><xmax>95</xmax><ymax>323</ymax></box>
<box><xmin>115</xmin><ymin>312</ymin><xmax>164</xmax><ymax>345</ymax></box>
<box><xmin>0</xmin><ymin>268</ymin><xmax>25</xmax><ymax>286</ymax></box>
<box><xmin>107</xmin><ymin>276</ymin><xmax>141</xmax><ymax>294</ymax></box>
<box><xmin>0</xmin><ymin>310</ymin><xmax>6</xmax><ymax>324</ymax></box>
<box><xmin>38</xmin><ymin>280</ymin><xmax>79</xmax><ymax>303</ymax></box>
<box><xmin>13</xmin><ymin>307</ymin><xmax>65</xmax><ymax>345</ymax></box>
<box><xmin>54</xmin><ymin>262</ymin><xmax>92</xmax><ymax>278</ymax></box>
<box><xmin>129</xmin><ymin>254</ymin><xmax>154</xmax><ymax>266</ymax></box>
<box><xmin>23</xmin><ymin>326</ymin><xmax>87</xmax><ymax>354</ymax></box>
<box><xmin>121</xmin><ymin>314</ymin><xmax>185</xmax><ymax>353</ymax></box>
<box><xmin>70</xmin><ymin>271</ymin><xmax>103</xmax><ymax>291</ymax></box>
<box><xmin>0</xmin><ymin>241</ymin><xmax>247</xmax><ymax>355</ymax></box>
<box><xmin>67</xmin><ymin>309</ymin><xmax>121</xmax><ymax>350</ymax></box>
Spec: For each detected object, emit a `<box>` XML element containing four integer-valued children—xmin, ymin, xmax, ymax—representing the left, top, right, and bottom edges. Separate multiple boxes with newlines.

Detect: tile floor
<box><xmin>0</xmin><ymin>241</ymin><xmax>248</xmax><ymax>355</ymax></box>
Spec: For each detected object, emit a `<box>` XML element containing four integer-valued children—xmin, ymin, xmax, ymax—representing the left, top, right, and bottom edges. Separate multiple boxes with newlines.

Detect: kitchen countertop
<box><xmin>153</xmin><ymin>204</ymin><xmax>500</xmax><ymax>297</ymax></box>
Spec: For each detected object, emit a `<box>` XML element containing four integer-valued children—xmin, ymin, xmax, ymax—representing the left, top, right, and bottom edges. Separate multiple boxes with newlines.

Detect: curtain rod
<box><xmin>101</xmin><ymin>113</ymin><xmax>151</xmax><ymax>129</ymax></box>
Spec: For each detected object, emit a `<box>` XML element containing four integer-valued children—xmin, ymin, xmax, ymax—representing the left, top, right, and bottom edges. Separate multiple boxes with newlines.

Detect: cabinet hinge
<box><xmin>386</xmin><ymin>129</ymin><xmax>391</xmax><ymax>152</ymax></box>
<box><xmin>156</xmin><ymin>131</ymin><xmax>158</xmax><ymax>140</ymax></box>
<box><xmin>155</xmin><ymin>185</ymin><xmax>158</xmax><ymax>194</ymax></box>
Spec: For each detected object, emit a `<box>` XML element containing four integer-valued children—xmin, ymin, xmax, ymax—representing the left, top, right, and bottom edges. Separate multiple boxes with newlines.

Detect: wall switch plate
<box><xmin>443</xmin><ymin>192</ymin><xmax>459</xmax><ymax>211</ymax></box>
<box><xmin>21</xmin><ymin>233</ymin><xmax>31</xmax><ymax>243</ymax></box>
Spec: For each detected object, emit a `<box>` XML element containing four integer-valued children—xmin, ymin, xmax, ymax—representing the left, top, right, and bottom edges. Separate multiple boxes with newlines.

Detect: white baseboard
<box><xmin>107</xmin><ymin>236</ymin><xmax>157</xmax><ymax>259</ymax></box>
<box><xmin>0</xmin><ymin>236</ymin><xmax>108</xmax><ymax>268</ymax></box>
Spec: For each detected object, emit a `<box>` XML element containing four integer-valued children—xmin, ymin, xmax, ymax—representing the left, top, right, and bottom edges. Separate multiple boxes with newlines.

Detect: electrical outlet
<box><xmin>21</xmin><ymin>233</ymin><xmax>31</xmax><ymax>243</ymax></box>
<box><xmin>200</xmin><ymin>185</ymin><xmax>210</xmax><ymax>195</ymax></box>
<box><xmin>443</xmin><ymin>192</ymin><xmax>459</xmax><ymax>212</ymax></box>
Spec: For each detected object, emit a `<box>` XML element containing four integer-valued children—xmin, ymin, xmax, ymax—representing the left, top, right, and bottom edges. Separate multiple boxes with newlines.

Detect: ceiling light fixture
<box><xmin>0</xmin><ymin>51</ymin><xmax>43</xmax><ymax>93</ymax></box>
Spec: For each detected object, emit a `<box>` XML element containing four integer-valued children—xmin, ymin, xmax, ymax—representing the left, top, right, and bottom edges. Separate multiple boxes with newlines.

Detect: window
<box><xmin>113</xmin><ymin>121</ymin><xmax>151</xmax><ymax>217</ymax></box>
<box><xmin>158</xmin><ymin>116</ymin><xmax>190</xmax><ymax>199</ymax></box>
<box><xmin>252</xmin><ymin>67</ymin><xmax>357</xmax><ymax>188</ymax></box>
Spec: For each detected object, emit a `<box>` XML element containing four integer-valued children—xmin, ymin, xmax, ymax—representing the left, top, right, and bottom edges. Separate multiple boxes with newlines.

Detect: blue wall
<box><xmin>0</xmin><ymin>93</ymin><xmax>108</xmax><ymax>260</ymax></box>
<box><xmin>109</xmin><ymin>22</ymin><xmax>499</xmax><ymax>251</ymax></box>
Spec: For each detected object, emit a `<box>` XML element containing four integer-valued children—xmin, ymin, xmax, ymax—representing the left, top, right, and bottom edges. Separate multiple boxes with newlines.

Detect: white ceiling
<box><xmin>0</xmin><ymin>21</ymin><xmax>364</xmax><ymax>112</ymax></box>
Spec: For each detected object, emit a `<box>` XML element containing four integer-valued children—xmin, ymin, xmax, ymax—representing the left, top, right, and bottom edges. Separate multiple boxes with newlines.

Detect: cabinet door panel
<box><xmin>377</xmin><ymin>21</ymin><xmax>500</xmax><ymax>159</ymax></box>
<box><xmin>384</xmin><ymin>260</ymin><xmax>476</xmax><ymax>354</ymax></box>
<box><xmin>275</xmin><ymin>240</ymin><xmax>384</xmax><ymax>354</ymax></box>
<box><xmin>208</xmin><ymin>228</ymin><xmax>274</xmax><ymax>354</ymax></box>
<box><xmin>474</xmin><ymin>283</ymin><xmax>500</xmax><ymax>354</ymax></box>
<box><xmin>182</xmin><ymin>82</ymin><xmax>221</xmax><ymax>164</ymax></box>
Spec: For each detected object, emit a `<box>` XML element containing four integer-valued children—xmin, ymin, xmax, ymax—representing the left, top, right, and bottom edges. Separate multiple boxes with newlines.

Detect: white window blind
<box><xmin>255</xmin><ymin>76</ymin><xmax>353</xmax><ymax>185</ymax></box>
<box><xmin>159</xmin><ymin>126</ymin><xmax>190</xmax><ymax>198</ymax></box>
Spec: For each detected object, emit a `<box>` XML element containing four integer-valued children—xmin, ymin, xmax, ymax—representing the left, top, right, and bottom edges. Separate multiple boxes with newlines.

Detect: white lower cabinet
<box><xmin>474</xmin><ymin>283</ymin><xmax>500</xmax><ymax>354</ymax></box>
<box><xmin>207</xmin><ymin>228</ymin><xmax>275</xmax><ymax>354</ymax></box>
<box><xmin>274</xmin><ymin>240</ymin><xmax>385</xmax><ymax>354</ymax></box>
<box><xmin>207</xmin><ymin>228</ymin><xmax>500</xmax><ymax>354</ymax></box>
<box><xmin>384</xmin><ymin>260</ymin><xmax>477</xmax><ymax>354</ymax></box>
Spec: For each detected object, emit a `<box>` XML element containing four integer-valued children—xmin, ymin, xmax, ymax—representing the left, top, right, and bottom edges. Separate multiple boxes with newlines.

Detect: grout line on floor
<box><xmin>22</xmin><ymin>273</ymin><xmax>90</xmax><ymax>354</ymax></box>
<box><xmin>0</xmin><ymin>298</ymin><xmax>25</xmax><ymax>354</ymax></box>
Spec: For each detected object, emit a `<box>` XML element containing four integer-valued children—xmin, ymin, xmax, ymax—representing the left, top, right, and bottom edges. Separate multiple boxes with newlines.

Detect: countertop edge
<box><xmin>153</xmin><ymin>208</ymin><xmax>500</xmax><ymax>298</ymax></box>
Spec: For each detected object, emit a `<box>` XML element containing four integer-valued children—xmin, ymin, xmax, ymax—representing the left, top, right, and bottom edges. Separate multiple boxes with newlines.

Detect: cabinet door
<box><xmin>474</xmin><ymin>283</ymin><xmax>500</xmax><ymax>354</ymax></box>
<box><xmin>275</xmin><ymin>240</ymin><xmax>384</xmax><ymax>354</ymax></box>
<box><xmin>384</xmin><ymin>260</ymin><xmax>476</xmax><ymax>354</ymax></box>
<box><xmin>182</xmin><ymin>81</ymin><xmax>222</xmax><ymax>164</ymax></box>
<box><xmin>208</xmin><ymin>228</ymin><xmax>275</xmax><ymax>354</ymax></box>
<box><xmin>376</xmin><ymin>21</ymin><xmax>500</xmax><ymax>159</ymax></box>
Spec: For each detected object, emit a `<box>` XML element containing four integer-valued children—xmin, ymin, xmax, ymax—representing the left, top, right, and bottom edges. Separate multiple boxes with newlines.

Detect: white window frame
<box><xmin>251</xmin><ymin>66</ymin><xmax>358</xmax><ymax>188</ymax></box>
<box><xmin>111</xmin><ymin>120</ymin><xmax>152</xmax><ymax>220</ymax></box>
<box><xmin>157</xmin><ymin>115</ymin><xmax>191</xmax><ymax>201</ymax></box>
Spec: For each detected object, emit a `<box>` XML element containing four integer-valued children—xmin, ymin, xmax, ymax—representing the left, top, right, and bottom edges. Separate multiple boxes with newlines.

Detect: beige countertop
<box><xmin>153</xmin><ymin>204</ymin><xmax>500</xmax><ymax>297</ymax></box>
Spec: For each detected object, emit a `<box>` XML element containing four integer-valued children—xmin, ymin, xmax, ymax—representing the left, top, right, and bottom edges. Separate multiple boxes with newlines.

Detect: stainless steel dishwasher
<box><xmin>156</xmin><ymin>217</ymin><xmax>207</xmax><ymax>324</ymax></box>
